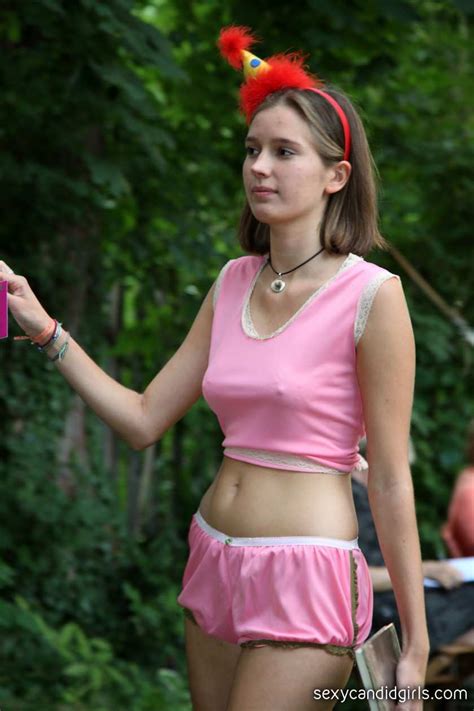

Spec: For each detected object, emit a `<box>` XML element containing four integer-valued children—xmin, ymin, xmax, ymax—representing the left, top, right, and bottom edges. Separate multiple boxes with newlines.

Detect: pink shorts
<box><xmin>177</xmin><ymin>509</ymin><xmax>373</xmax><ymax>659</ymax></box>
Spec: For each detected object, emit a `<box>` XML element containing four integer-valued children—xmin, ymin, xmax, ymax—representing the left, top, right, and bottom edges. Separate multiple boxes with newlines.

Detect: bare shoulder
<box><xmin>356</xmin><ymin>276</ymin><xmax>415</xmax><ymax>477</ymax></box>
<box><xmin>359</xmin><ymin>275</ymin><xmax>413</xmax><ymax>346</ymax></box>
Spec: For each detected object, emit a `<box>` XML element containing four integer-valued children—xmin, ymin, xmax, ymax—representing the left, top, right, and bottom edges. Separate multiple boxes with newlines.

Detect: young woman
<box><xmin>1</xmin><ymin>26</ymin><xmax>429</xmax><ymax>711</ymax></box>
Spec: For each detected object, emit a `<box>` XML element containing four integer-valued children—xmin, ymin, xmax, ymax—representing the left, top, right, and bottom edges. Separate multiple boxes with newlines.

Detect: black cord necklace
<box><xmin>267</xmin><ymin>246</ymin><xmax>326</xmax><ymax>293</ymax></box>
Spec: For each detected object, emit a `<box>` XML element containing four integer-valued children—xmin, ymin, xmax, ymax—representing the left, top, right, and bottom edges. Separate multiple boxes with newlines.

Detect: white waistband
<box><xmin>195</xmin><ymin>509</ymin><xmax>359</xmax><ymax>550</ymax></box>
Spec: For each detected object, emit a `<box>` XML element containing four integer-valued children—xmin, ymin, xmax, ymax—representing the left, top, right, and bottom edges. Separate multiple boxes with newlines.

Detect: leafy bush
<box><xmin>0</xmin><ymin>597</ymin><xmax>191</xmax><ymax>710</ymax></box>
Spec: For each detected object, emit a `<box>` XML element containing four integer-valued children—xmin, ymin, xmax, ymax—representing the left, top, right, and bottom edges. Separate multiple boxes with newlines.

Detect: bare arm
<box><xmin>53</xmin><ymin>285</ymin><xmax>214</xmax><ymax>450</ymax></box>
<box><xmin>370</xmin><ymin>566</ymin><xmax>394</xmax><ymax>592</ymax></box>
<box><xmin>356</xmin><ymin>277</ymin><xmax>429</xmax><ymax>678</ymax></box>
<box><xmin>370</xmin><ymin>561</ymin><xmax>463</xmax><ymax>593</ymax></box>
<box><xmin>2</xmin><ymin>261</ymin><xmax>215</xmax><ymax>451</ymax></box>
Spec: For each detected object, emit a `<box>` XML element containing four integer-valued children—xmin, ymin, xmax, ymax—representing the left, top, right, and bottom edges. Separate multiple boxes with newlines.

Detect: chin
<box><xmin>250</xmin><ymin>206</ymin><xmax>288</xmax><ymax>224</ymax></box>
<box><xmin>253</xmin><ymin>214</ymin><xmax>298</xmax><ymax>229</ymax></box>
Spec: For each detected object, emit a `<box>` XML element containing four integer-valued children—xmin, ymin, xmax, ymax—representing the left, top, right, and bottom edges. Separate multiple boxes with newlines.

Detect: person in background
<box><xmin>442</xmin><ymin>419</ymin><xmax>474</xmax><ymax>558</ymax></box>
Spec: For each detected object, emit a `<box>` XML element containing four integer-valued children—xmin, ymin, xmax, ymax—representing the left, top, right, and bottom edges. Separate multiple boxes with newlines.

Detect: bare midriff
<box><xmin>198</xmin><ymin>455</ymin><xmax>359</xmax><ymax>540</ymax></box>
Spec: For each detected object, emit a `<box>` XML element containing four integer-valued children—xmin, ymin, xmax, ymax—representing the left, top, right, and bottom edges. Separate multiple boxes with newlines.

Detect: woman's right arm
<box><xmin>1</xmin><ymin>261</ymin><xmax>215</xmax><ymax>451</ymax></box>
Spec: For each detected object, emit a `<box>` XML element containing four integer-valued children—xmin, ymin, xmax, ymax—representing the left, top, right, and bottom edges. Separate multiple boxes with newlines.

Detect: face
<box><xmin>243</xmin><ymin>103</ymin><xmax>338</xmax><ymax>227</ymax></box>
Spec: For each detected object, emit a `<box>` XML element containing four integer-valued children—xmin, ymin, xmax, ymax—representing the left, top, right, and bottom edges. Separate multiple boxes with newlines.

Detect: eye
<box><xmin>244</xmin><ymin>145</ymin><xmax>295</xmax><ymax>157</ymax></box>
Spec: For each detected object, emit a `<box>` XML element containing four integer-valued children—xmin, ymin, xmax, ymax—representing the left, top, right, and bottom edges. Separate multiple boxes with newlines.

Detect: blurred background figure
<box><xmin>442</xmin><ymin>419</ymin><xmax>474</xmax><ymax>558</ymax></box>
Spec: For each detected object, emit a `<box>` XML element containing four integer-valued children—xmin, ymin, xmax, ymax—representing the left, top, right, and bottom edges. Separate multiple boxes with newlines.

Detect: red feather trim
<box><xmin>218</xmin><ymin>26</ymin><xmax>258</xmax><ymax>70</ymax></box>
<box><xmin>240</xmin><ymin>53</ymin><xmax>322</xmax><ymax>122</ymax></box>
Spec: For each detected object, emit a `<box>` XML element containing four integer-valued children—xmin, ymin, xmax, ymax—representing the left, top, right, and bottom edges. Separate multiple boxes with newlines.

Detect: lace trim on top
<box><xmin>242</xmin><ymin>252</ymin><xmax>363</xmax><ymax>340</ymax></box>
<box><xmin>212</xmin><ymin>259</ymin><xmax>234</xmax><ymax>310</ymax></box>
<box><xmin>224</xmin><ymin>447</ymin><xmax>369</xmax><ymax>474</ymax></box>
<box><xmin>354</xmin><ymin>273</ymin><xmax>401</xmax><ymax>346</ymax></box>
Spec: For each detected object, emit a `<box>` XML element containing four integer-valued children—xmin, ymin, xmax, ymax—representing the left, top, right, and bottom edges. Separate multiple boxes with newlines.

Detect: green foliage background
<box><xmin>0</xmin><ymin>0</ymin><xmax>472</xmax><ymax>707</ymax></box>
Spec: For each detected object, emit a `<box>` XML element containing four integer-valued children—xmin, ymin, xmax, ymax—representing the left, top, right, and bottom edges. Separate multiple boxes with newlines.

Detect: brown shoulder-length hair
<box><xmin>238</xmin><ymin>87</ymin><xmax>389</xmax><ymax>257</ymax></box>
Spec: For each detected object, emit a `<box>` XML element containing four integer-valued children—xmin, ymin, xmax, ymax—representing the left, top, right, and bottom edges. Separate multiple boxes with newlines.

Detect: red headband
<box><xmin>309</xmin><ymin>89</ymin><xmax>351</xmax><ymax>162</ymax></box>
<box><xmin>218</xmin><ymin>26</ymin><xmax>352</xmax><ymax>162</ymax></box>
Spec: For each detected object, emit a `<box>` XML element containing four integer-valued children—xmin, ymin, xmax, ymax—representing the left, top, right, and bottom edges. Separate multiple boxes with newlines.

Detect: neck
<box><xmin>268</xmin><ymin>222</ymin><xmax>326</xmax><ymax>274</ymax></box>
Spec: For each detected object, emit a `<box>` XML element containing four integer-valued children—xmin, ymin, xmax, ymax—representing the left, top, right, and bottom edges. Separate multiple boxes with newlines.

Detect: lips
<box><xmin>252</xmin><ymin>187</ymin><xmax>277</xmax><ymax>194</ymax></box>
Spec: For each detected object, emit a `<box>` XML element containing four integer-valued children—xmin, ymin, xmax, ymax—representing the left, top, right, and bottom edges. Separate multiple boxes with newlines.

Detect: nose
<box><xmin>250</xmin><ymin>150</ymin><xmax>271</xmax><ymax>177</ymax></box>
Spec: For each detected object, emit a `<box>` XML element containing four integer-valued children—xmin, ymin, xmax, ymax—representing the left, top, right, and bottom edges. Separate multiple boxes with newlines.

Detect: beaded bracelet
<box><xmin>14</xmin><ymin>318</ymin><xmax>70</xmax><ymax>362</ymax></box>
<box><xmin>38</xmin><ymin>321</ymin><xmax>62</xmax><ymax>352</ymax></box>
<box><xmin>48</xmin><ymin>331</ymin><xmax>70</xmax><ymax>362</ymax></box>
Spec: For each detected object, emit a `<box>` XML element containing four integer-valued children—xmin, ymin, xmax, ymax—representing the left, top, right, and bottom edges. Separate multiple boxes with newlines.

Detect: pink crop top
<box><xmin>202</xmin><ymin>252</ymin><xmax>400</xmax><ymax>475</ymax></box>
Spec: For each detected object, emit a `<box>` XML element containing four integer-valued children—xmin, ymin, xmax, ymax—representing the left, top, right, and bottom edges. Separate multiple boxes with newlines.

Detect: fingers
<box><xmin>440</xmin><ymin>573</ymin><xmax>462</xmax><ymax>589</ymax></box>
<box><xmin>439</xmin><ymin>561</ymin><xmax>463</xmax><ymax>588</ymax></box>
<box><xmin>426</xmin><ymin>560</ymin><xmax>463</xmax><ymax>589</ymax></box>
<box><xmin>0</xmin><ymin>262</ymin><xmax>29</xmax><ymax>294</ymax></box>
<box><xmin>0</xmin><ymin>260</ymin><xmax>15</xmax><ymax>275</ymax></box>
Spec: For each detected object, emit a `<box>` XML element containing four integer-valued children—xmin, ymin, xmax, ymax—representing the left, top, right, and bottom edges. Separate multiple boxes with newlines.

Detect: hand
<box><xmin>0</xmin><ymin>260</ymin><xmax>52</xmax><ymax>338</ymax></box>
<box><xmin>422</xmin><ymin>560</ymin><xmax>463</xmax><ymax>589</ymax></box>
<box><xmin>395</xmin><ymin>649</ymin><xmax>428</xmax><ymax>710</ymax></box>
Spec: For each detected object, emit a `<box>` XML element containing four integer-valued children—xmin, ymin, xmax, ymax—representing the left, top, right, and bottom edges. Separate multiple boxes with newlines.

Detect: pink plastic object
<box><xmin>0</xmin><ymin>280</ymin><xmax>8</xmax><ymax>339</ymax></box>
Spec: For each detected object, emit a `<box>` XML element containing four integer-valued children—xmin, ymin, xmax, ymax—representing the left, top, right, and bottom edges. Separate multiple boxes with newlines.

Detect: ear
<box><xmin>324</xmin><ymin>161</ymin><xmax>352</xmax><ymax>195</ymax></box>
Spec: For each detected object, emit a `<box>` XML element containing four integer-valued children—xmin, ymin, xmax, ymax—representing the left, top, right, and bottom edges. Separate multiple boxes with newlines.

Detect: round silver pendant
<box><xmin>270</xmin><ymin>278</ymin><xmax>286</xmax><ymax>293</ymax></box>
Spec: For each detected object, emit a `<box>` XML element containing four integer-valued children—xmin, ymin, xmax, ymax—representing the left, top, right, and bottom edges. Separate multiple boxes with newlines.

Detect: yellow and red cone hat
<box><xmin>218</xmin><ymin>26</ymin><xmax>351</xmax><ymax>161</ymax></box>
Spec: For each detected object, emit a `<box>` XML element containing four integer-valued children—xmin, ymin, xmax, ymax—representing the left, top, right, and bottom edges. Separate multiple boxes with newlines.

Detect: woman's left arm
<box><xmin>356</xmin><ymin>275</ymin><xmax>429</xmax><ymax>705</ymax></box>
